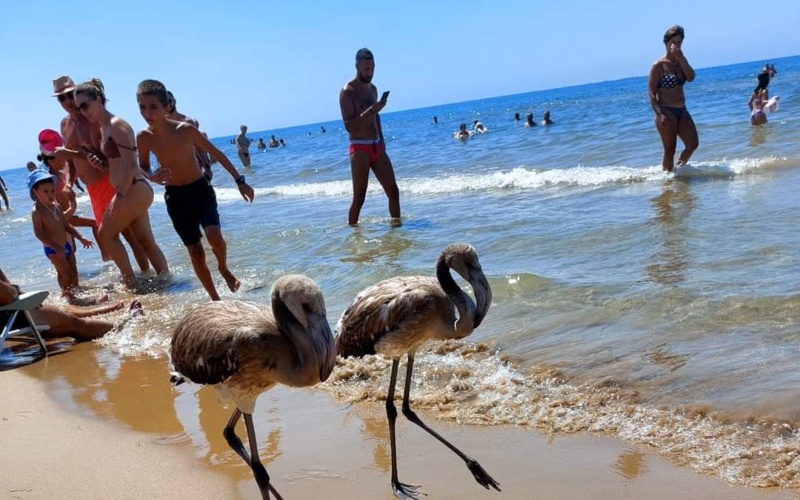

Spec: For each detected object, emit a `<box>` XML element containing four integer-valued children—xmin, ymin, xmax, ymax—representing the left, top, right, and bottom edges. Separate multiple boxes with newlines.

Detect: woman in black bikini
<box><xmin>648</xmin><ymin>25</ymin><xmax>698</xmax><ymax>172</ymax></box>
<box><xmin>73</xmin><ymin>79</ymin><xmax>169</xmax><ymax>286</ymax></box>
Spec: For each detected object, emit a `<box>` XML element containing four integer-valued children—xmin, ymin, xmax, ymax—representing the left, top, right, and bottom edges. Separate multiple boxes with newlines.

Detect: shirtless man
<box><xmin>236</xmin><ymin>125</ymin><xmax>252</xmax><ymax>167</ymax></box>
<box><xmin>338</xmin><ymin>48</ymin><xmax>401</xmax><ymax>226</ymax></box>
<box><xmin>51</xmin><ymin>76</ymin><xmax>150</xmax><ymax>270</ymax></box>
<box><xmin>166</xmin><ymin>91</ymin><xmax>213</xmax><ymax>180</ymax></box>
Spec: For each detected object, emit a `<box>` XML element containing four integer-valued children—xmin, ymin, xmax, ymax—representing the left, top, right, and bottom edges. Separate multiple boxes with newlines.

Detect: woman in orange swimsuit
<box><xmin>73</xmin><ymin>79</ymin><xmax>169</xmax><ymax>285</ymax></box>
<box><xmin>648</xmin><ymin>25</ymin><xmax>698</xmax><ymax>172</ymax></box>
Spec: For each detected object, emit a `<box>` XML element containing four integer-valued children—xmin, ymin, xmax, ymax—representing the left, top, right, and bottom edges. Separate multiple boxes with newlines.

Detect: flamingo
<box><xmin>170</xmin><ymin>275</ymin><xmax>336</xmax><ymax>500</ymax></box>
<box><xmin>336</xmin><ymin>242</ymin><xmax>499</xmax><ymax>498</ymax></box>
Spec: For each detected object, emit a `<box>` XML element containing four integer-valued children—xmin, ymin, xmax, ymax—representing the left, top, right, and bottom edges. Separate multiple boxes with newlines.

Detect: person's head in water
<box><xmin>433</xmin><ymin>115</ymin><xmax>438</xmax><ymax>124</ymax></box>
<box><xmin>663</xmin><ymin>25</ymin><xmax>684</xmax><ymax>48</ymax></box>
<box><xmin>526</xmin><ymin>113</ymin><xmax>534</xmax><ymax>125</ymax></box>
<box><xmin>355</xmin><ymin>48</ymin><xmax>375</xmax><ymax>84</ymax></box>
<box><xmin>26</xmin><ymin>161</ymin><xmax>37</xmax><ymax>172</ymax></box>
<box><xmin>514</xmin><ymin>112</ymin><xmax>520</xmax><ymax>121</ymax></box>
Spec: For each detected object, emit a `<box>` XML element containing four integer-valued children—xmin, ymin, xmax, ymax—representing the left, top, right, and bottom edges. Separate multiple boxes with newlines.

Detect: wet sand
<box><xmin>2</xmin><ymin>343</ymin><xmax>797</xmax><ymax>500</ymax></box>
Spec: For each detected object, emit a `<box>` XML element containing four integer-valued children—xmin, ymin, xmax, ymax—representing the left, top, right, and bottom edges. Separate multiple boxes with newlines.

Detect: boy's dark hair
<box><xmin>137</xmin><ymin>79</ymin><xmax>169</xmax><ymax>107</ymax></box>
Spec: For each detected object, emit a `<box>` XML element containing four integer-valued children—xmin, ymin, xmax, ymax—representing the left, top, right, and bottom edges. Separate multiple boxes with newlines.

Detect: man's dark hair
<box><xmin>355</xmin><ymin>48</ymin><xmax>374</xmax><ymax>61</ymax></box>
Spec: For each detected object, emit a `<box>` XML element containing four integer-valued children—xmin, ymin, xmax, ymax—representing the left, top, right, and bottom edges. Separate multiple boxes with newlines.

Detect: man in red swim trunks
<box><xmin>339</xmin><ymin>48</ymin><xmax>401</xmax><ymax>226</ymax></box>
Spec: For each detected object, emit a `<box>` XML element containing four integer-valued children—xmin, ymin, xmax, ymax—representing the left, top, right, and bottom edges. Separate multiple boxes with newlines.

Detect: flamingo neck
<box><xmin>436</xmin><ymin>259</ymin><xmax>475</xmax><ymax>335</ymax></box>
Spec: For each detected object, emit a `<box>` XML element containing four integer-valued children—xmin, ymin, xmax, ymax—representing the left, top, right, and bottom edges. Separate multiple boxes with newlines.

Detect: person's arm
<box><xmin>136</xmin><ymin>131</ymin><xmax>153</xmax><ymax>175</ymax></box>
<box><xmin>0</xmin><ymin>277</ymin><xmax>18</xmax><ymax>304</ymax></box>
<box><xmin>188</xmin><ymin>126</ymin><xmax>255</xmax><ymax>202</ymax></box>
<box><xmin>62</xmin><ymin>215</ymin><xmax>93</xmax><ymax>249</ymax></box>
<box><xmin>339</xmin><ymin>86</ymin><xmax>386</xmax><ymax>133</ymax></box>
<box><xmin>671</xmin><ymin>45</ymin><xmax>695</xmax><ymax>82</ymax></box>
<box><xmin>62</xmin><ymin>189</ymin><xmax>77</xmax><ymax>218</ymax></box>
<box><xmin>648</xmin><ymin>63</ymin><xmax>667</xmax><ymax>125</ymax></box>
<box><xmin>747</xmin><ymin>93</ymin><xmax>756</xmax><ymax>111</ymax></box>
<box><xmin>135</xmin><ymin>131</ymin><xmax>169</xmax><ymax>185</ymax></box>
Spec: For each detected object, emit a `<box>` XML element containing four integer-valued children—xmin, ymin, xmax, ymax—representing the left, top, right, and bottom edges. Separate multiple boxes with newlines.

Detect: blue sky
<box><xmin>1</xmin><ymin>0</ymin><xmax>798</xmax><ymax>171</ymax></box>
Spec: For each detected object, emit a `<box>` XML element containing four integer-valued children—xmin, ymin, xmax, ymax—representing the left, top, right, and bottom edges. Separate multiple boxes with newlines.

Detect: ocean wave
<box><xmin>207</xmin><ymin>156</ymin><xmax>786</xmax><ymax>202</ymax></box>
<box><xmin>324</xmin><ymin>340</ymin><xmax>800</xmax><ymax>490</ymax></box>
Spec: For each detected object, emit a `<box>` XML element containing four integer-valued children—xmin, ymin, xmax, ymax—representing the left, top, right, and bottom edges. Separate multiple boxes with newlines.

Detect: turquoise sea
<box><xmin>1</xmin><ymin>54</ymin><xmax>799</xmax><ymax>492</ymax></box>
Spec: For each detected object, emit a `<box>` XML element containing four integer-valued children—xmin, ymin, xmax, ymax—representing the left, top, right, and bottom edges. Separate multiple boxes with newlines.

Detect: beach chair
<box><xmin>0</xmin><ymin>291</ymin><xmax>50</xmax><ymax>356</ymax></box>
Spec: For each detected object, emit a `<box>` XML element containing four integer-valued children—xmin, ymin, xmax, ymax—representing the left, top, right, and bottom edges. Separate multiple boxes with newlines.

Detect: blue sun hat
<box><xmin>27</xmin><ymin>169</ymin><xmax>57</xmax><ymax>201</ymax></box>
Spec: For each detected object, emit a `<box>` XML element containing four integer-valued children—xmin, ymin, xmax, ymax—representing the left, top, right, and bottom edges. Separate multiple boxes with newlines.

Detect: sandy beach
<box><xmin>2</xmin><ymin>343</ymin><xmax>797</xmax><ymax>500</ymax></box>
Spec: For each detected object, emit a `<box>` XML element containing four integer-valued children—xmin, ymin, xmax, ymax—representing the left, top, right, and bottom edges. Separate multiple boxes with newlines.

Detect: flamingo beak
<box><xmin>470</xmin><ymin>269</ymin><xmax>492</xmax><ymax>328</ymax></box>
<box><xmin>310</xmin><ymin>313</ymin><xmax>336</xmax><ymax>382</ymax></box>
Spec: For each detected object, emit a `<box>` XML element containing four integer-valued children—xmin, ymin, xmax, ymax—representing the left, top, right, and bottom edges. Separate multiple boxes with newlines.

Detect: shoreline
<box><xmin>3</xmin><ymin>349</ymin><xmax>797</xmax><ymax>500</ymax></box>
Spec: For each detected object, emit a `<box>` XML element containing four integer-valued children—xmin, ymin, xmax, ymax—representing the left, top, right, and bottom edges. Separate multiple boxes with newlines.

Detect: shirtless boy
<box><xmin>28</xmin><ymin>170</ymin><xmax>94</xmax><ymax>303</ymax></box>
<box><xmin>339</xmin><ymin>48</ymin><xmax>401</xmax><ymax>226</ymax></box>
<box><xmin>136</xmin><ymin>80</ymin><xmax>255</xmax><ymax>301</ymax></box>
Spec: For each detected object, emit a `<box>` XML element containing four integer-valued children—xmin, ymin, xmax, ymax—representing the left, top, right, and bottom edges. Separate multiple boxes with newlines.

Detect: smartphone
<box><xmin>380</xmin><ymin>90</ymin><xmax>390</xmax><ymax>102</ymax></box>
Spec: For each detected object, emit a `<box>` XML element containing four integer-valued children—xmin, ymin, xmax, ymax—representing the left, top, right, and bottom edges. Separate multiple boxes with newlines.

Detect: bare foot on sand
<box><xmin>220</xmin><ymin>268</ymin><xmax>241</xmax><ymax>293</ymax></box>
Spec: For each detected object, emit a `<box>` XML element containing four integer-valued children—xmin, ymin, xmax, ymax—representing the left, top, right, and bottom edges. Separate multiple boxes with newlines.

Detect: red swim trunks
<box><xmin>349</xmin><ymin>139</ymin><xmax>384</xmax><ymax>165</ymax></box>
<box><xmin>86</xmin><ymin>174</ymin><xmax>115</xmax><ymax>224</ymax></box>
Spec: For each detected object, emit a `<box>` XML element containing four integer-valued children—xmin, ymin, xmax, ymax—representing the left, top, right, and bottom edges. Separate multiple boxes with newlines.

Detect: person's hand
<box><xmin>669</xmin><ymin>43</ymin><xmax>685</xmax><ymax>61</ymax></box>
<box><xmin>149</xmin><ymin>167</ymin><xmax>171</xmax><ymax>185</ymax></box>
<box><xmin>371</xmin><ymin>99</ymin><xmax>387</xmax><ymax>115</ymax></box>
<box><xmin>83</xmin><ymin>150</ymin><xmax>106</xmax><ymax>171</ymax></box>
<box><xmin>657</xmin><ymin>112</ymin><xmax>669</xmax><ymax>128</ymax></box>
<box><xmin>239</xmin><ymin>182</ymin><xmax>255</xmax><ymax>203</ymax></box>
<box><xmin>80</xmin><ymin>237</ymin><xmax>94</xmax><ymax>249</ymax></box>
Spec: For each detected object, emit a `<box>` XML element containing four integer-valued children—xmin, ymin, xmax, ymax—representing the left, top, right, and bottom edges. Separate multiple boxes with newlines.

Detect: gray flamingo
<box><xmin>336</xmin><ymin>243</ymin><xmax>499</xmax><ymax>498</ymax></box>
<box><xmin>170</xmin><ymin>275</ymin><xmax>336</xmax><ymax>500</ymax></box>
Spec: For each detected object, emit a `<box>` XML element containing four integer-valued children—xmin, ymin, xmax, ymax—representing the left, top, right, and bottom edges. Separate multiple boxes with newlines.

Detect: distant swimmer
<box><xmin>256</xmin><ymin>138</ymin><xmax>266</xmax><ymax>150</ymax></box>
<box><xmin>754</xmin><ymin>63</ymin><xmax>777</xmax><ymax>96</ymax></box>
<box><xmin>455</xmin><ymin>123</ymin><xmax>472</xmax><ymax>140</ymax></box>
<box><xmin>648</xmin><ymin>25</ymin><xmax>698</xmax><ymax>172</ymax></box>
<box><xmin>279</xmin><ymin>138</ymin><xmax>286</xmax><ymax>147</ymax></box>
<box><xmin>514</xmin><ymin>112</ymin><xmax>520</xmax><ymax>121</ymax></box>
<box><xmin>269</xmin><ymin>135</ymin><xmax>279</xmax><ymax>148</ymax></box>
<box><xmin>339</xmin><ymin>47</ymin><xmax>401</xmax><ymax>226</ymax></box>
<box><xmin>321</xmin><ymin>126</ymin><xmax>326</xmax><ymax>134</ymax></box>
<box><xmin>472</xmin><ymin>120</ymin><xmax>487</xmax><ymax>134</ymax></box>
<box><xmin>236</xmin><ymin>125</ymin><xmax>252</xmax><ymax>167</ymax></box>
<box><xmin>433</xmin><ymin>115</ymin><xmax>438</xmax><ymax>124</ymax></box>
<box><xmin>542</xmin><ymin>111</ymin><xmax>555</xmax><ymax>125</ymax></box>
<box><xmin>748</xmin><ymin>88</ymin><xmax>768</xmax><ymax>126</ymax></box>
<box><xmin>524</xmin><ymin>112</ymin><xmax>536</xmax><ymax>127</ymax></box>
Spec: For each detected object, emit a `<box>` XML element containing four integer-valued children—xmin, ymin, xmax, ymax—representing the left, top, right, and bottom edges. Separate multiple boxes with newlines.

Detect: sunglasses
<box><xmin>77</xmin><ymin>101</ymin><xmax>92</xmax><ymax>112</ymax></box>
<box><xmin>57</xmin><ymin>94</ymin><xmax>74</xmax><ymax>103</ymax></box>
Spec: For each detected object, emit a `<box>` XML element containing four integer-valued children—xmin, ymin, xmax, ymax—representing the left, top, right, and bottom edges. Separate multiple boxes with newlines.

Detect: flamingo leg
<box><xmin>401</xmin><ymin>354</ymin><xmax>501</xmax><ymax>492</ymax></box>
<box><xmin>222</xmin><ymin>409</ymin><xmax>284</xmax><ymax>500</ymax></box>
<box><xmin>387</xmin><ymin>358</ymin><xmax>422</xmax><ymax>498</ymax></box>
<box><xmin>244</xmin><ymin>413</ymin><xmax>284</xmax><ymax>500</ymax></box>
